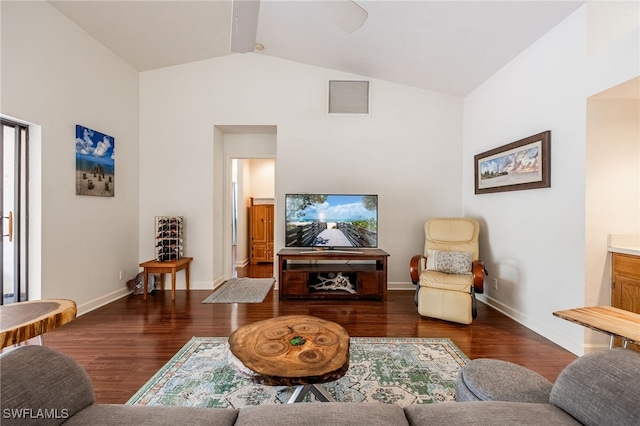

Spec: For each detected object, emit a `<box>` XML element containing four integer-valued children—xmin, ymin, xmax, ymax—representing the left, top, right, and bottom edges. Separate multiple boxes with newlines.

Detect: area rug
<box><xmin>202</xmin><ymin>277</ymin><xmax>275</xmax><ymax>303</ymax></box>
<box><xmin>127</xmin><ymin>337</ymin><xmax>468</xmax><ymax>408</ymax></box>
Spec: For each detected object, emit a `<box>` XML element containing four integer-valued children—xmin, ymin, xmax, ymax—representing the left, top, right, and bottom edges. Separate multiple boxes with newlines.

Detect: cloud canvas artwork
<box><xmin>75</xmin><ymin>125</ymin><xmax>115</xmax><ymax>197</ymax></box>
<box><xmin>474</xmin><ymin>130</ymin><xmax>550</xmax><ymax>194</ymax></box>
<box><xmin>479</xmin><ymin>143</ymin><xmax>542</xmax><ymax>189</ymax></box>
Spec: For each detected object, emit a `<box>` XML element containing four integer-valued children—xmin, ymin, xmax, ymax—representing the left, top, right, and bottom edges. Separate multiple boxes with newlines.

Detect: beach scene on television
<box><xmin>285</xmin><ymin>194</ymin><xmax>378</xmax><ymax>248</ymax></box>
<box><xmin>75</xmin><ymin>125</ymin><xmax>115</xmax><ymax>197</ymax></box>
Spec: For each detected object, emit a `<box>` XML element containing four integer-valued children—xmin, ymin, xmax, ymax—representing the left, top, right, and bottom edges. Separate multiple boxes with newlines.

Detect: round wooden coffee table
<box><xmin>228</xmin><ymin>315</ymin><xmax>350</xmax><ymax>403</ymax></box>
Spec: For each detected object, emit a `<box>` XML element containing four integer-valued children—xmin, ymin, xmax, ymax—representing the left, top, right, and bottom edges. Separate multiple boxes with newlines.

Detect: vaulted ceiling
<box><xmin>48</xmin><ymin>1</ymin><xmax>584</xmax><ymax>96</ymax></box>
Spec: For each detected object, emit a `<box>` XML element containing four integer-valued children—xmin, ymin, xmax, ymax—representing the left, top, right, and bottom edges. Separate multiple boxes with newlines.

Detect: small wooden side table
<box><xmin>139</xmin><ymin>257</ymin><xmax>193</xmax><ymax>301</ymax></box>
<box><xmin>0</xmin><ymin>299</ymin><xmax>77</xmax><ymax>349</ymax></box>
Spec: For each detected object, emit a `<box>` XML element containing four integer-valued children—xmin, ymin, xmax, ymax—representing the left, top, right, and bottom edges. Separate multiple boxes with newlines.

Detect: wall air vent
<box><xmin>328</xmin><ymin>80</ymin><xmax>370</xmax><ymax>114</ymax></box>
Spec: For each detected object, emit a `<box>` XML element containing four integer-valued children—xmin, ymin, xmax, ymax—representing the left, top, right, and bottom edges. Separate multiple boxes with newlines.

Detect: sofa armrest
<box><xmin>550</xmin><ymin>348</ymin><xmax>640</xmax><ymax>426</ymax></box>
<box><xmin>0</xmin><ymin>345</ymin><xmax>95</xmax><ymax>425</ymax></box>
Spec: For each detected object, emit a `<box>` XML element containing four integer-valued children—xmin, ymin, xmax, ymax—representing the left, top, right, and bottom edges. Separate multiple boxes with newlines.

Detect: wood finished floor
<box><xmin>41</xmin><ymin>263</ymin><xmax>577</xmax><ymax>404</ymax></box>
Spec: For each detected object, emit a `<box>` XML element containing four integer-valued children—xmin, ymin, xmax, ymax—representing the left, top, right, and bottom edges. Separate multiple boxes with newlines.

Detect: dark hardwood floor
<box><xmin>41</xmin><ymin>262</ymin><xmax>576</xmax><ymax>404</ymax></box>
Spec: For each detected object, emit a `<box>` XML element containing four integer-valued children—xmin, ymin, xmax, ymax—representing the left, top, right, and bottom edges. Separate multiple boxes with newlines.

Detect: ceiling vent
<box><xmin>328</xmin><ymin>80</ymin><xmax>370</xmax><ymax>114</ymax></box>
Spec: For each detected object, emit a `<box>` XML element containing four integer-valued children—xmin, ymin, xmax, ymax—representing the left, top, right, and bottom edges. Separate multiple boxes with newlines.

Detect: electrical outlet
<box><xmin>119</xmin><ymin>269</ymin><xmax>126</xmax><ymax>280</ymax></box>
<box><xmin>492</xmin><ymin>278</ymin><xmax>498</xmax><ymax>290</ymax></box>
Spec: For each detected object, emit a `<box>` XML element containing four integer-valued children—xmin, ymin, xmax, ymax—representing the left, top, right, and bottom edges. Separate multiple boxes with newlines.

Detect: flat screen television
<box><xmin>285</xmin><ymin>194</ymin><xmax>378</xmax><ymax>249</ymax></box>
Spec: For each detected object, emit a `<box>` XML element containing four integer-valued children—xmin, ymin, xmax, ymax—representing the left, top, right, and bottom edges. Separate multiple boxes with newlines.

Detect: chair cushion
<box><xmin>417</xmin><ymin>287</ymin><xmax>473</xmax><ymax>324</ymax></box>
<box><xmin>456</xmin><ymin>359</ymin><xmax>552</xmax><ymax>403</ymax></box>
<box><xmin>426</xmin><ymin>250</ymin><xmax>472</xmax><ymax>274</ymax></box>
<box><xmin>425</xmin><ymin>218</ymin><xmax>478</xmax><ymax>242</ymax></box>
<box><xmin>424</xmin><ymin>218</ymin><xmax>480</xmax><ymax>260</ymax></box>
<box><xmin>419</xmin><ymin>270</ymin><xmax>472</xmax><ymax>292</ymax></box>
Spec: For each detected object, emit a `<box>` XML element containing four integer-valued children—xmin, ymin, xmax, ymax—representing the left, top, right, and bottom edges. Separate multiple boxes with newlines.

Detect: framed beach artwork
<box><xmin>474</xmin><ymin>131</ymin><xmax>550</xmax><ymax>194</ymax></box>
<box><xmin>75</xmin><ymin>125</ymin><xmax>115</xmax><ymax>197</ymax></box>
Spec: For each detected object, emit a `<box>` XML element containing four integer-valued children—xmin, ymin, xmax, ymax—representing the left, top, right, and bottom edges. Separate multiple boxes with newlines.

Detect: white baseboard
<box><xmin>154</xmin><ymin>280</ymin><xmax>221</xmax><ymax>291</ymax></box>
<box><xmin>383</xmin><ymin>287</ymin><xmax>586</xmax><ymax>356</ymax></box>
<box><xmin>77</xmin><ymin>279</ymin><xmax>230</xmax><ymax>315</ymax></box>
<box><xmin>212</xmin><ymin>276</ymin><xmax>225</xmax><ymax>289</ymax></box>
<box><xmin>388</xmin><ymin>282</ymin><xmax>415</xmax><ymax>291</ymax></box>
<box><xmin>77</xmin><ymin>287</ymin><xmax>132</xmax><ymax>316</ymax></box>
<box><xmin>477</xmin><ymin>294</ymin><xmax>585</xmax><ymax>356</ymax></box>
<box><xmin>476</xmin><ymin>294</ymin><xmax>525</xmax><ymax>323</ymax></box>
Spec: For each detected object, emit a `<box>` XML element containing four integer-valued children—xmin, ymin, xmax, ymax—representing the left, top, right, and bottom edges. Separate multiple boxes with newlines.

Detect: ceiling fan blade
<box><xmin>320</xmin><ymin>0</ymin><xmax>368</xmax><ymax>33</ymax></box>
<box><xmin>230</xmin><ymin>0</ymin><xmax>260</xmax><ymax>53</ymax></box>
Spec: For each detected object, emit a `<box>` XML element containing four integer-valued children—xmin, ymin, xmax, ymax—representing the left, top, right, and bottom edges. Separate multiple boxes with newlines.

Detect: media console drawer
<box><xmin>278</xmin><ymin>248</ymin><xmax>389</xmax><ymax>301</ymax></box>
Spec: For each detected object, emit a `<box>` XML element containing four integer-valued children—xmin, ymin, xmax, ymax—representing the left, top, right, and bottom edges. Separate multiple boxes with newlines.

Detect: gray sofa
<box><xmin>1</xmin><ymin>345</ymin><xmax>638</xmax><ymax>425</ymax></box>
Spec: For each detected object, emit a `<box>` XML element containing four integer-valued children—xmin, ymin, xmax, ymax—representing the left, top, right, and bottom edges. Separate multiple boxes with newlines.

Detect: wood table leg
<box><xmin>143</xmin><ymin>270</ymin><xmax>149</xmax><ymax>300</ymax></box>
<box><xmin>186</xmin><ymin>263</ymin><xmax>190</xmax><ymax>292</ymax></box>
<box><xmin>171</xmin><ymin>269</ymin><xmax>177</xmax><ymax>301</ymax></box>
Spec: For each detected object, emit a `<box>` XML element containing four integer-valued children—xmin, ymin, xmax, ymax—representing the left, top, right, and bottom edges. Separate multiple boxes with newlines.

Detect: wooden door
<box><xmin>250</xmin><ymin>204</ymin><xmax>274</xmax><ymax>264</ymax></box>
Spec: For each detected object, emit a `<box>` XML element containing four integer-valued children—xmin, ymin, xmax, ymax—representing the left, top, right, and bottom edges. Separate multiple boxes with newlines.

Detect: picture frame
<box><xmin>75</xmin><ymin>125</ymin><xmax>115</xmax><ymax>197</ymax></box>
<box><xmin>474</xmin><ymin>130</ymin><xmax>550</xmax><ymax>194</ymax></box>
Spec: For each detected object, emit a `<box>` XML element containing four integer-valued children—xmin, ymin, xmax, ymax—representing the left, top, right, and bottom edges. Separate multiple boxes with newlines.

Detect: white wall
<box><xmin>585</xmin><ymin>92</ymin><xmax>639</xmax><ymax>348</ymax></box>
<box><xmin>239</xmin><ymin>160</ymin><xmax>251</xmax><ymax>267</ymax></box>
<box><xmin>588</xmin><ymin>0</ymin><xmax>640</xmax><ymax>54</ymax></box>
<box><xmin>463</xmin><ymin>5</ymin><xmax>639</xmax><ymax>354</ymax></box>
<box><xmin>249</xmin><ymin>159</ymin><xmax>275</xmax><ymax>199</ymax></box>
<box><xmin>234</xmin><ymin>159</ymin><xmax>250</xmax><ymax>267</ymax></box>
<box><xmin>139</xmin><ymin>54</ymin><xmax>463</xmax><ymax>288</ymax></box>
<box><xmin>1</xmin><ymin>1</ymin><xmax>140</xmax><ymax>313</ymax></box>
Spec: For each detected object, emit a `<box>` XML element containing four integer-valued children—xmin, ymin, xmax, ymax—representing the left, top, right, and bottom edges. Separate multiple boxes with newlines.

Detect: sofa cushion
<box><xmin>550</xmin><ymin>348</ymin><xmax>640</xmax><ymax>426</ymax></box>
<box><xmin>456</xmin><ymin>358</ymin><xmax>553</xmax><ymax>403</ymax></box>
<box><xmin>63</xmin><ymin>404</ymin><xmax>238</xmax><ymax>426</ymax></box>
<box><xmin>235</xmin><ymin>402</ymin><xmax>409</xmax><ymax>426</ymax></box>
<box><xmin>404</xmin><ymin>401</ymin><xmax>581</xmax><ymax>426</ymax></box>
<box><xmin>0</xmin><ymin>345</ymin><xmax>95</xmax><ymax>426</ymax></box>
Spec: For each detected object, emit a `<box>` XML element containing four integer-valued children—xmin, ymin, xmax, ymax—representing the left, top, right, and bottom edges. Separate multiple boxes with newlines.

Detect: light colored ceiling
<box><xmin>48</xmin><ymin>0</ymin><xmax>585</xmax><ymax>96</ymax></box>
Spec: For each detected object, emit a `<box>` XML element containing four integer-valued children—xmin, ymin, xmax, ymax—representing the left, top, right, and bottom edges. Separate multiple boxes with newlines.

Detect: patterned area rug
<box><xmin>127</xmin><ymin>337</ymin><xmax>468</xmax><ymax>408</ymax></box>
<box><xmin>202</xmin><ymin>278</ymin><xmax>275</xmax><ymax>303</ymax></box>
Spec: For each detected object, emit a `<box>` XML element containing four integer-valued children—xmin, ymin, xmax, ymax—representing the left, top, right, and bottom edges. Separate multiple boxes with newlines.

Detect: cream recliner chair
<box><xmin>410</xmin><ymin>218</ymin><xmax>485</xmax><ymax>325</ymax></box>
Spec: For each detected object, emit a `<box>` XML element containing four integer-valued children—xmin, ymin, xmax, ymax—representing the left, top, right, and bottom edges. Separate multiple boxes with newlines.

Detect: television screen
<box><xmin>285</xmin><ymin>194</ymin><xmax>378</xmax><ymax>248</ymax></box>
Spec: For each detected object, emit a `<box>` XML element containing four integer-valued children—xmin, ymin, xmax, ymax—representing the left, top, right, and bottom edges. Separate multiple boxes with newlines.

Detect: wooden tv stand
<box><xmin>277</xmin><ymin>248</ymin><xmax>389</xmax><ymax>301</ymax></box>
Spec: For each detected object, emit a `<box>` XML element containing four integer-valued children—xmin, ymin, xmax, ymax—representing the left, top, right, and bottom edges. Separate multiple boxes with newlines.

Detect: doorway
<box><xmin>231</xmin><ymin>158</ymin><xmax>275</xmax><ymax>278</ymax></box>
<box><xmin>1</xmin><ymin>119</ymin><xmax>29</xmax><ymax>304</ymax></box>
<box><xmin>215</xmin><ymin>125</ymin><xmax>277</xmax><ymax>283</ymax></box>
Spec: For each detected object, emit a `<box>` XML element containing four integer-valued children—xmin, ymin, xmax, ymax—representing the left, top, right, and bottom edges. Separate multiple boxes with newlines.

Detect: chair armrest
<box><xmin>472</xmin><ymin>261</ymin><xmax>486</xmax><ymax>294</ymax></box>
<box><xmin>410</xmin><ymin>255</ymin><xmax>424</xmax><ymax>284</ymax></box>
